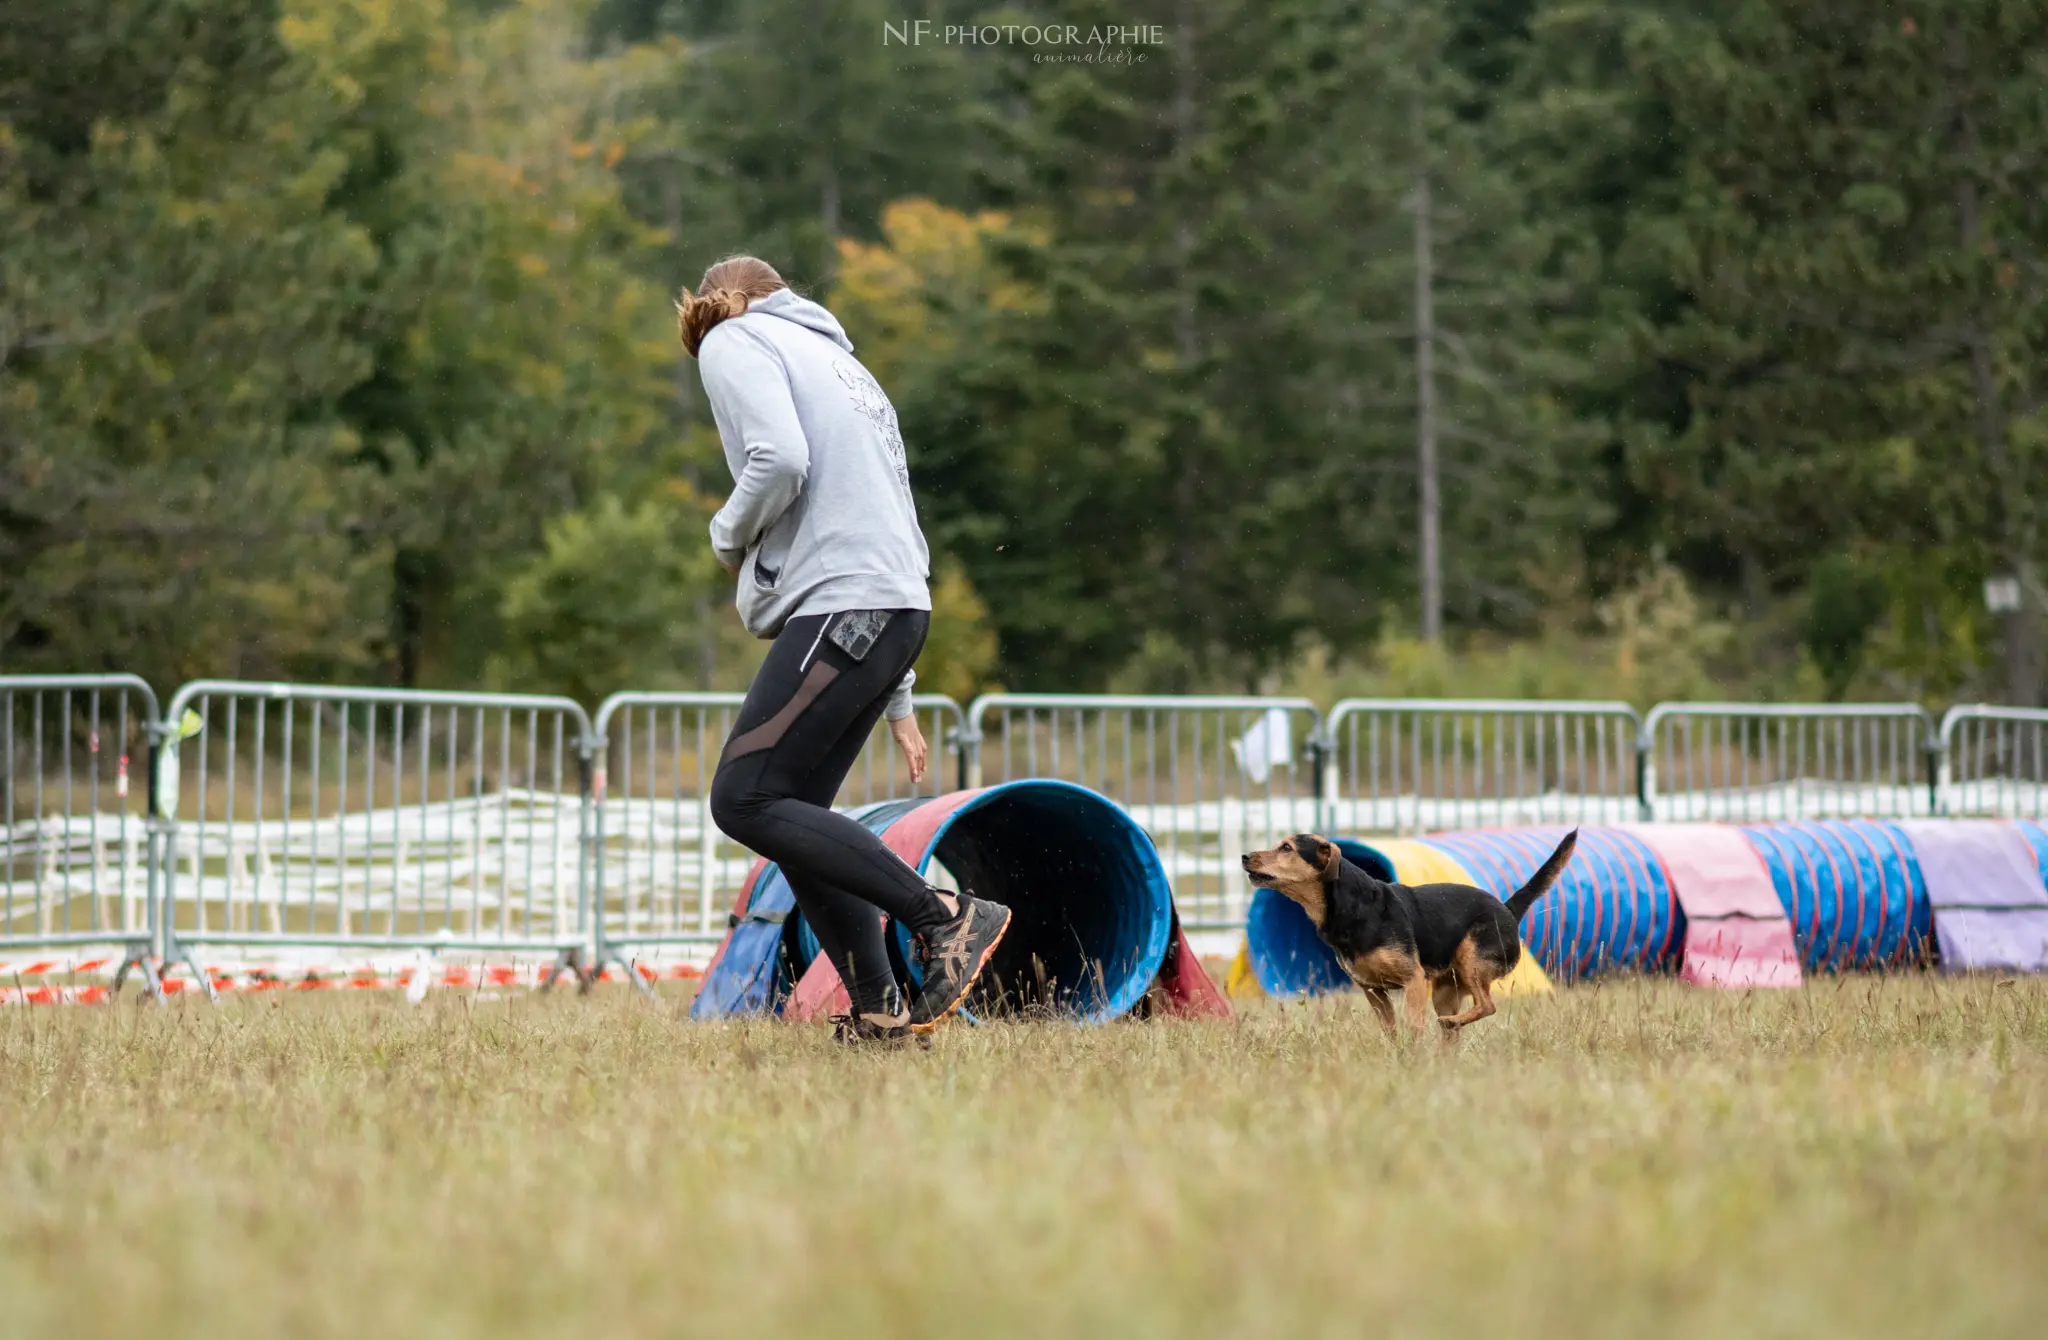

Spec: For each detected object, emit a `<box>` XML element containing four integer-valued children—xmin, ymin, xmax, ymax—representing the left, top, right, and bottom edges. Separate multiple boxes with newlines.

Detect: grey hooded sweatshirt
<box><xmin>700</xmin><ymin>288</ymin><xmax>930</xmax><ymax>718</ymax></box>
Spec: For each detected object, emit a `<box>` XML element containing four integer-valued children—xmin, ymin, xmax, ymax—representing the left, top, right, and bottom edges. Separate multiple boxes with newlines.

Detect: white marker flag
<box><xmin>1231</xmin><ymin>708</ymin><xmax>1294</xmax><ymax>785</ymax></box>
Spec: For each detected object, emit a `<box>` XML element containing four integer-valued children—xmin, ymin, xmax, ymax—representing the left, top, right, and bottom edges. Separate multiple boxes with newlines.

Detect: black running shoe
<box><xmin>830</xmin><ymin>1010</ymin><xmax>915</xmax><ymax>1047</ymax></box>
<box><xmin>908</xmin><ymin>894</ymin><xmax>1012</xmax><ymax>1033</ymax></box>
<box><xmin>830</xmin><ymin>984</ymin><xmax>915</xmax><ymax>1048</ymax></box>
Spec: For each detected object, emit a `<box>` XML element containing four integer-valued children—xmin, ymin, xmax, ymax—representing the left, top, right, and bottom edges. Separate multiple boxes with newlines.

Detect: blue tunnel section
<box><xmin>1417</xmin><ymin>828</ymin><xmax>1682</xmax><ymax>980</ymax></box>
<box><xmin>905</xmin><ymin>781</ymin><xmax>1174</xmax><ymax>1022</ymax></box>
<box><xmin>2018</xmin><ymin>820</ymin><xmax>2048</xmax><ymax>891</ymax></box>
<box><xmin>1737</xmin><ymin>821</ymin><xmax>1934</xmax><ymax>970</ymax></box>
<box><xmin>693</xmin><ymin>782</ymin><xmax>1175</xmax><ymax>1023</ymax></box>
<box><xmin>688</xmin><ymin>800</ymin><xmax>919</xmax><ymax>1021</ymax></box>
<box><xmin>686</xmin><ymin>859</ymin><xmax>801</xmax><ymax>1019</ymax></box>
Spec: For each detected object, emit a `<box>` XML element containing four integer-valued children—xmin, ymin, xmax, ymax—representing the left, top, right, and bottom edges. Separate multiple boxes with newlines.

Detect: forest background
<box><xmin>6</xmin><ymin>0</ymin><xmax>2044</xmax><ymax>711</ymax></box>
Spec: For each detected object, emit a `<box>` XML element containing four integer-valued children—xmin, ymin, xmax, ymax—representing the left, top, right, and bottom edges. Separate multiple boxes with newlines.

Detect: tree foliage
<box><xmin>6</xmin><ymin>0</ymin><xmax>2047</xmax><ymax>703</ymax></box>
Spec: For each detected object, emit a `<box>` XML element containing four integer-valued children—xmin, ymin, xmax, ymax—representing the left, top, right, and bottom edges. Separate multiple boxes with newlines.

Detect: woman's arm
<box><xmin>887</xmin><ymin>668</ymin><xmax>925</xmax><ymax>782</ymax></box>
<box><xmin>700</xmin><ymin>325</ymin><xmax>810</xmax><ymax>569</ymax></box>
<box><xmin>883</xmin><ymin>667</ymin><xmax>916</xmax><ymax>722</ymax></box>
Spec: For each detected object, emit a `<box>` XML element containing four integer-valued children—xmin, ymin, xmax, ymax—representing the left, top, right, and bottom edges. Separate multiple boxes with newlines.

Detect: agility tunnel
<box><xmin>1236</xmin><ymin>819</ymin><xmax>2048</xmax><ymax>995</ymax></box>
<box><xmin>1739</xmin><ymin>819</ymin><xmax>2048</xmax><ymax>972</ymax></box>
<box><xmin>692</xmin><ymin>780</ymin><xmax>1228</xmax><ymax>1024</ymax></box>
<box><xmin>1240</xmin><ymin>837</ymin><xmax>1557</xmax><ymax>998</ymax></box>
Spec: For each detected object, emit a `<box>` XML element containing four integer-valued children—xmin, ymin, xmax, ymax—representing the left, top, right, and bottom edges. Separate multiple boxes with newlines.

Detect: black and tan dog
<box><xmin>1241</xmin><ymin>831</ymin><xmax>1577</xmax><ymax>1037</ymax></box>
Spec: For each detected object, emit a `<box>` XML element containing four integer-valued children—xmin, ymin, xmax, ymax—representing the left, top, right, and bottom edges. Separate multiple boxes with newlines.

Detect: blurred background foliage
<box><xmin>5</xmin><ymin>0</ymin><xmax>2045</xmax><ymax>709</ymax></box>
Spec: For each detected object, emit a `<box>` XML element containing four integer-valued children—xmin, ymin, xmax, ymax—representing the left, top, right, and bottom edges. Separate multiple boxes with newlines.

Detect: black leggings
<box><xmin>708</xmin><ymin>609</ymin><xmax>948</xmax><ymax>1016</ymax></box>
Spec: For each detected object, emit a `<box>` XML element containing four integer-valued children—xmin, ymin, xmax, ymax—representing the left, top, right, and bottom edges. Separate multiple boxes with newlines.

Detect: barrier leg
<box><xmin>178</xmin><ymin>949</ymin><xmax>218</xmax><ymax>1003</ymax></box>
<box><xmin>605</xmin><ymin>951</ymin><xmax>657</xmax><ymax>998</ymax></box>
<box><xmin>110</xmin><ymin>941</ymin><xmax>164</xmax><ymax>1003</ymax></box>
<box><xmin>539</xmin><ymin>945</ymin><xmax>588</xmax><ymax>994</ymax></box>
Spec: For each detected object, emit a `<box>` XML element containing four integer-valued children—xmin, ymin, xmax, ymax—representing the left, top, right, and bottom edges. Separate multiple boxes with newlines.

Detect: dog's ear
<box><xmin>1294</xmin><ymin>835</ymin><xmax>1339</xmax><ymax>879</ymax></box>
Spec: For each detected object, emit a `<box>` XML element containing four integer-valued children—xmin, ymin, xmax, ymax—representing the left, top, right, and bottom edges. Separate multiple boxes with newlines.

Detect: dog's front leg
<box><xmin>1364</xmin><ymin>987</ymin><xmax>1397</xmax><ymax>1038</ymax></box>
<box><xmin>1400</xmin><ymin>971</ymin><xmax>1434</xmax><ymax>1036</ymax></box>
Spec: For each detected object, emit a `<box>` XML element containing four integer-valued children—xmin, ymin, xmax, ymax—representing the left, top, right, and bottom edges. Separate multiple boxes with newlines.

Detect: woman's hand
<box><xmin>889</xmin><ymin>714</ymin><xmax>928</xmax><ymax>784</ymax></box>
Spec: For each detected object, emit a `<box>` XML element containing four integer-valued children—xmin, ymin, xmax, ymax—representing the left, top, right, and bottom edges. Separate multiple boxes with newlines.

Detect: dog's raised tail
<box><xmin>1506</xmin><ymin>828</ymin><xmax>1578</xmax><ymax>921</ymax></box>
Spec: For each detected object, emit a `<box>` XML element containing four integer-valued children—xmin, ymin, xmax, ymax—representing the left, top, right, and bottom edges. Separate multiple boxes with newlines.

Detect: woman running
<box><xmin>679</xmin><ymin>255</ymin><xmax>1010</xmax><ymax>1044</ymax></box>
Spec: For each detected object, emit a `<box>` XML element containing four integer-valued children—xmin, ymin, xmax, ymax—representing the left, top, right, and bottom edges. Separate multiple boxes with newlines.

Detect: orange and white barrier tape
<box><xmin>0</xmin><ymin>954</ymin><xmax>704</xmax><ymax>1003</ymax></box>
<box><xmin>1</xmin><ymin>984</ymin><xmax>116</xmax><ymax>1006</ymax></box>
<box><xmin>0</xmin><ymin>957</ymin><xmax>120</xmax><ymax>979</ymax></box>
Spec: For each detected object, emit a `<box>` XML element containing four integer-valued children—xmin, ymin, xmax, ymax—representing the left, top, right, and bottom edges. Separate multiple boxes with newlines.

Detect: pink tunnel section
<box><xmin>1150</xmin><ymin>910</ymin><xmax>1233</xmax><ymax>1019</ymax></box>
<box><xmin>1629</xmin><ymin>824</ymin><xmax>1803</xmax><ymax>988</ymax></box>
<box><xmin>785</xmin><ymin>787</ymin><xmax>1227</xmax><ymax>1023</ymax></box>
<box><xmin>1895</xmin><ymin>821</ymin><xmax>2048</xmax><ymax>974</ymax></box>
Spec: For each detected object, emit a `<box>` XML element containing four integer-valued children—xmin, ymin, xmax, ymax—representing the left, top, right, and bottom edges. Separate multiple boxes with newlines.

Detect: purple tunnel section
<box><xmin>1896</xmin><ymin>820</ymin><xmax>2048</xmax><ymax>974</ymax></box>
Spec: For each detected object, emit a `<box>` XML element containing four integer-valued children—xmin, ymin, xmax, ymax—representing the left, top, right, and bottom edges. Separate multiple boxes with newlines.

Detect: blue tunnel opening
<box><xmin>771</xmin><ymin>783</ymin><xmax>1174</xmax><ymax>1022</ymax></box>
<box><xmin>1244</xmin><ymin>838</ymin><xmax>1393</xmax><ymax>996</ymax></box>
<box><xmin>910</xmin><ymin>782</ymin><xmax>1174</xmax><ymax>1022</ymax></box>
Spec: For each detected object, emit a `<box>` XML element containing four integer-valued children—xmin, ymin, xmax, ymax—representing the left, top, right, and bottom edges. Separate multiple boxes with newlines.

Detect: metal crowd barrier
<box><xmin>1641</xmin><ymin>702</ymin><xmax>1936</xmax><ymax>821</ymax></box>
<box><xmin>1321</xmin><ymin>698</ymin><xmax>1643</xmax><ymax>833</ymax></box>
<box><xmin>12</xmin><ymin>672</ymin><xmax>2047</xmax><ymax>990</ymax></box>
<box><xmin>1</xmin><ymin>675</ymin><xmax>166</xmax><ymax>992</ymax></box>
<box><xmin>156</xmin><ymin>682</ymin><xmax>597</xmax><ymax>990</ymax></box>
<box><xmin>1938</xmin><ymin>705</ymin><xmax>2048</xmax><ymax>819</ymax></box>
<box><xmin>587</xmin><ymin>691</ymin><xmax>965</xmax><ymax>975</ymax></box>
<box><xmin>962</xmin><ymin>694</ymin><xmax>1322</xmax><ymax>927</ymax></box>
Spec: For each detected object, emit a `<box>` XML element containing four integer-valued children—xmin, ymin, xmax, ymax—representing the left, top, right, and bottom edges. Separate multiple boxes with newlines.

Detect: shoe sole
<box><xmin>834</xmin><ymin>1032</ymin><xmax>924</xmax><ymax>1051</ymax></box>
<box><xmin>909</xmin><ymin>905</ymin><xmax>1012</xmax><ymax>1035</ymax></box>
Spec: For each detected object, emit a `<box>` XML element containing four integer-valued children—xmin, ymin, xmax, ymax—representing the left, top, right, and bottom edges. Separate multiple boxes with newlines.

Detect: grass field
<box><xmin>3</xmin><ymin>976</ymin><xmax>2045</xmax><ymax>1339</ymax></box>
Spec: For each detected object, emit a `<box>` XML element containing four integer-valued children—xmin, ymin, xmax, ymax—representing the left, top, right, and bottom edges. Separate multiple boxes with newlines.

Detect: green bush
<box><xmin>491</xmin><ymin>488</ymin><xmax>720</xmax><ymax>706</ymax></box>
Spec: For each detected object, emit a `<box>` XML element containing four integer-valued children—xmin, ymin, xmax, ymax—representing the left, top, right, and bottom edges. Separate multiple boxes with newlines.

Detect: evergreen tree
<box><xmin>908</xmin><ymin>0</ymin><xmax>1611</xmax><ymax>686</ymax></box>
<box><xmin>1630</xmin><ymin>0</ymin><xmax>2048</xmax><ymax>699</ymax></box>
<box><xmin>2</xmin><ymin>0</ymin><xmax>391</xmax><ymax>683</ymax></box>
<box><xmin>1271</xmin><ymin>0</ymin><xmax>1612</xmax><ymax>645</ymax></box>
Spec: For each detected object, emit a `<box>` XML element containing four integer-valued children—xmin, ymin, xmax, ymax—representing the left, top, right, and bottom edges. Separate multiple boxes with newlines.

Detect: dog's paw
<box><xmin>1437</xmin><ymin>1016</ymin><xmax>1461</xmax><ymax>1032</ymax></box>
